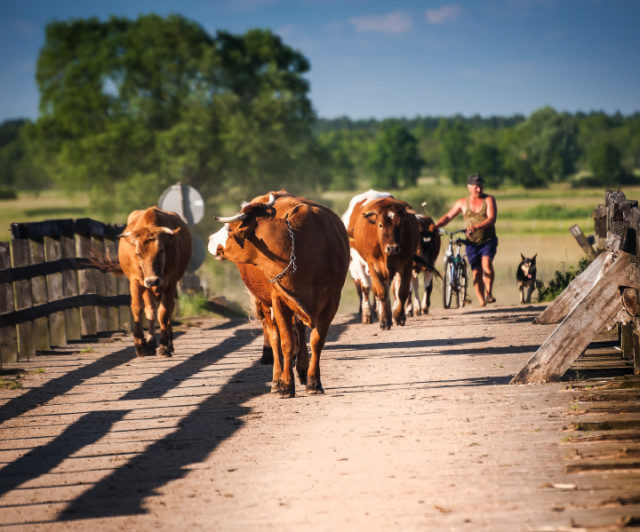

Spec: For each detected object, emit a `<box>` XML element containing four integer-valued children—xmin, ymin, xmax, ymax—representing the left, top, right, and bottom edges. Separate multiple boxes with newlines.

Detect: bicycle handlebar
<box><xmin>438</xmin><ymin>228</ymin><xmax>467</xmax><ymax>237</ymax></box>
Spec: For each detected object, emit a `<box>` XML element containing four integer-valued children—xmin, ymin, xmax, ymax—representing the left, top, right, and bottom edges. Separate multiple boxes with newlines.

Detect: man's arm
<box><xmin>435</xmin><ymin>199</ymin><xmax>463</xmax><ymax>228</ymax></box>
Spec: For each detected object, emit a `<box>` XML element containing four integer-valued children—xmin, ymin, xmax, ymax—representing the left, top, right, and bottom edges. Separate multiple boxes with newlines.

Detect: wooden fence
<box><xmin>0</xmin><ymin>219</ymin><xmax>130</xmax><ymax>368</ymax></box>
<box><xmin>512</xmin><ymin>189</ymin><xmax>640</xmax><ymax>383</ymax></box>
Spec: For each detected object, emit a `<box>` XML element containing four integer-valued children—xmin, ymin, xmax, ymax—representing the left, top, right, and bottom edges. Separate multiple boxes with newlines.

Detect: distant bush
<box><xmin>177</xmin><ymin>293</ymin><xmax>211</xmax><ymax>317</ymax></box>
<box><xmin>537</xmin><ymin>257</ymin><xmax>591</xmax><ymax>302</ymax></box>
<box><xmin>501</xmin><ymin>203</ymin><xmax>592</xmax><ymax>220</ymax></box>
<box><xmin>394</xmin><ymin>187</ymin><xmax>446</xmax><ymax>218</ymax></box>
<box><xmin>0</xmin><ymin>187</ymin><xmax>17</xmax><ymax>200</ymax></box>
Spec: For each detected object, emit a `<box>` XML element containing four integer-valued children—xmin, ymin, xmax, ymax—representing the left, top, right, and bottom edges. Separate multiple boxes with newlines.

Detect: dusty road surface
<box><xmin>0</xmin><ymin>305</ymin><xmax>636</xmax><ymax>530</ymax></box>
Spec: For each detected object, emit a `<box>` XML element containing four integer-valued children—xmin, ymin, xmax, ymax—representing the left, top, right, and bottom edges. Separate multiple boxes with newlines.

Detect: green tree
<box><xmin>469</xmin><ymin>143</ymin><xmax>504</xmax><ymax>188</ymax></box>
<box><xmin>32</xmin><ymin>15</ymin><xmax>318</xmax><ymax>214</ymax></box>
<box><xmin>523</xmin><ymin>107</ymin><xmax>580</xmax><ymax>182</ymax></box>
<box><xmin>368</xmin><ymin>122</ymin><xmax>423</xmax><ymax>189</ymax></box>
<box><xmin>437</xmin><ymin>119</ymin><xmax>471</xmax><ymax>185</ymax></box>
<box><xmin>589</xmin><ymin>141</ymin><xmax>627</xmax><ymax>184</ymax></box>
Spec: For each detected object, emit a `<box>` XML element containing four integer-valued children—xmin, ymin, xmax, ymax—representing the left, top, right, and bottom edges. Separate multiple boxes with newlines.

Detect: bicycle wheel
<box><xmin>443</xmin><ymin>261</ymin><xmax>454</xmax><ymax>309</ymax></box>
<box><xmin>455</xmin><ymin>262</ymin><xmax>468</xmax><ymax>308</ymax></box>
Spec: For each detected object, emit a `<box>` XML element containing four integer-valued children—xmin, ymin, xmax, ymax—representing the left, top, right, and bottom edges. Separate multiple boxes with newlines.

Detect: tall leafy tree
<box><xmin>437</xmin><ymin>119</ymin><xmax>471</xmax><ymax>185</ymax></box>
<box><xmin>31</xmin><ymin>15</ymin><xmax>318</xmax><ymax>214</ymax></box>
<box><xmin>469</xmin><ymin>143</ymin><xmax>504</xmax><ymax>188</ymax></box>
<box><xmin>368</xmin><ymin>122</ymin><xmax>423</xmax><ymax>189</ymax></box>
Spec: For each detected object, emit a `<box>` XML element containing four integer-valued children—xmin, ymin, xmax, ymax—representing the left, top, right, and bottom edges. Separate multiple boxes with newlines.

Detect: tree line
<box><xmin>0</xmin><ymin>14</ymin><xmax>638</xmax><ymax>213</ymax></box>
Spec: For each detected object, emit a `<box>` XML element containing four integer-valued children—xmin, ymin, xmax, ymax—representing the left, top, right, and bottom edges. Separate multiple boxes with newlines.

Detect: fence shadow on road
<box><xmin>57</xmin><ymin>355</ymin><xmax>269</xmax><ymax>521</ymax></box>
<box><xmin>326</xmin><ymin>336</ymin><xmax>494</xmax><ymax>358</ymax></box>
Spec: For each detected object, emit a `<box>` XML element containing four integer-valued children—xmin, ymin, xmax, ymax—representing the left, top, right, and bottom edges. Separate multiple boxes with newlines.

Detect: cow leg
<box><xmin>307</xmin><ymin>294</ymin><xmax>340</xmax><ymax>394</ymax></box>
<box><xmin>393</xmin><ymin>267</ymin><xmax>412</xmax><ymax>326</ymax></box>
<box><xmin>353</xmin><ymin>279</ymin><xmax>363</xmax><ymax>318</ymax></box>
<box><xmin>260</xmin><ymin>307</ymin><xmax>283</xmax><ymax>392</ymax></box>
<box><xmin>141</xmin><ymin>288</ymin><xmax>157</xmax><ymax>355</ymax></box>
<box><xmin>422</xmin><ymin>271</ymin><xmax>434</xmax><ymax>315</ymax></box>
<box><xmin>360</xmin><ymin>285</ymin><xmax>371</xmax><ymax>324</ymax></box>
<box><xmin>294</xmin><ymin>319</ymin><xmax>309</xmax><ymax>386</ymax></box>
<box><xmin>157</xmin><ymin>285</ymin><xmax>176</xmax><ymax>357</ymax></box>
<box><xmin>371</xmin><ymin>274</ymin><xmax>391</xmax><ymax>330</ymax></box>
<box><xmin>410</xmin><ymin>274</ymin><xmax>420</xmax><ymax>316</ymax></box>
<box><xmin>272</xmin><ymin>297</ymin><xmax>296</xmax><ymax>398</ymax></box>
<box><xmin>130</xmin><ymin>281</ymin><xmax>148</xmax><ymax>357</ymax></box>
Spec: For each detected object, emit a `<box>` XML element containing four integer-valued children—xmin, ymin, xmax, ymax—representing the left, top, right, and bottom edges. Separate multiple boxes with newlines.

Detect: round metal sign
<box><xmin>158</xmin><ymin>184</ymin><xmax>204</xmax><ymax>226</ymax></box>
<box><xmin>188</xmin><ymin>230</ymin><xmax>206</xmax><ymax>273</ymax></box>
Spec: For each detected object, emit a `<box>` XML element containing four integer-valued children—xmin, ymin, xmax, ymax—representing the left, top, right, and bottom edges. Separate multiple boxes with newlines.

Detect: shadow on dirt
<box><xmin>326</xmin><ymin>336</ymin><xmax>494</xmax><ymax>356</ymax></box>
<box><xmin>0</xmin><ymin>410</ymin><xmax>130</xmax><ymax>498</ymax></box>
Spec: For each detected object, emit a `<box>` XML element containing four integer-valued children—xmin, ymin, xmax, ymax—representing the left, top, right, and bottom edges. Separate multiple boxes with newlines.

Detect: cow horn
<box><xmin>215</xmin><ymin>212</ymin><xmax>247</xmax><ymax>223</ymax></box>
<box><xmin>117</xmin><ymin>231</ymin><xmax>132</xmax><ymax>239</ymax></box>
<box><xmin>159</xmin><ymin>227</ymin><xmax>174</xmax><ymax>235</ymax></box>
<box><xmin>265</xmin><ymin>193</ymin><xmax>276</xmax><ymax>208</ymax></box>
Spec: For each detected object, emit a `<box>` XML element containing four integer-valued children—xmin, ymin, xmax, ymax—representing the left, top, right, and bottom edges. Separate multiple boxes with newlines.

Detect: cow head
<box><xmin>208</xmin><ymin>194</ymin><xmax>277</xmax><ymax>263</ymax></box>
<box><xmin>119</xmin><ymin>226</ymin><xmax>181</xmax><ymax>288</ymax></box>
<box><xmin>363</xmin><ymin>202</ymin><xmax>410</xmax><ymax>257</ymax></box>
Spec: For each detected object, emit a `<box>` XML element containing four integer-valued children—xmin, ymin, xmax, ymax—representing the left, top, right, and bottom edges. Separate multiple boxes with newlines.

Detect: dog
<box><xmin>516</xmin><ymin>253</ymin><xmax>537</xmax><ymax>304</ymax></box>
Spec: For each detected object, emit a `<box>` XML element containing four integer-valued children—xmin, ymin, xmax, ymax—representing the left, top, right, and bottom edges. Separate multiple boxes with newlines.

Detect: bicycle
<box><xmin>439</xmin><ymin>228</ymin><xmax>469</xmax><ymax>309</ymax></box>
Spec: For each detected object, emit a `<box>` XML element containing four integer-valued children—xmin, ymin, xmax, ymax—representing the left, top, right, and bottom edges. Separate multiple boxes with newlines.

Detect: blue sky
<box><xmin>1</xmin><ymin>0</ymin><xmax>639</xmax><ymax>122</ymax></box>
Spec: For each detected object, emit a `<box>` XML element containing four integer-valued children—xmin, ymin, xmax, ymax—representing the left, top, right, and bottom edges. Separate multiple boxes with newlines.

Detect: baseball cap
<box><xmin>467</xmin><ymin>173</ymin><xmax>484</xmax><ymax>185</ymax></box>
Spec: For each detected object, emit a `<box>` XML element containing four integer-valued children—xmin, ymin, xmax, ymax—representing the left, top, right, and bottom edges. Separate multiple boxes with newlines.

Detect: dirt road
<box><xmin>0</xmin><ymin>305</ymin><xmax>634</xmax><ymax>530</ymax></box>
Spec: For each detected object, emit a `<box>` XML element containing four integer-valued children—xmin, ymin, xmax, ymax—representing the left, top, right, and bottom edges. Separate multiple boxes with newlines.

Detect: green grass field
<box><xmin>1</xmin><ymin>183</ymin><xmax>633</xmax><ymax>312</ymax></box>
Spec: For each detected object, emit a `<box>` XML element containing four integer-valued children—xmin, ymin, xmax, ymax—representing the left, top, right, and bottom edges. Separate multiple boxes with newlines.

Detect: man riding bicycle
<box><xmin>435</xmin><ymin>173</ymin><xmax>498</xmax><ymax>307</ymax></box>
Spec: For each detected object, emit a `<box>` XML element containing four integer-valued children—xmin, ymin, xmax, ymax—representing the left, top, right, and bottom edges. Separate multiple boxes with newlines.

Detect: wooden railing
<box><xmin>0</xmin><ymin>219</ymin><xmax>130</xmax><ymax>367</ymax></box>
<box><xmin>512</xmin><ymin>190</ymin><xmax>640</xmax><ymax>383</ymax></box>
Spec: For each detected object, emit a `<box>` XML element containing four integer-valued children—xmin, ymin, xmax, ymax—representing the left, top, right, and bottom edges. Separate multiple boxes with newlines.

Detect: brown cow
<box><xmin>91</xmin><ymin>207</ymin><xmax>192</xmax><ymax>357</ymax></box>
<box><xmin>209</xmin><ymin>191</ymin><xmax>349</xmax><ymax>397</ymax></box>
<box><xmin>236</xmin><ymin>262</ymin><xmax>310</xmax><ymax>389</ymax></box>
<box><xmin>347</xmin><ymin>194</ymin><xmax>419</xmax><ymax>330</ymax></box>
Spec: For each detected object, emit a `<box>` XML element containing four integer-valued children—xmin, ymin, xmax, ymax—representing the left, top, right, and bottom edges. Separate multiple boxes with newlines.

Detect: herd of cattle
<box><xmin>93</xmin><ymin>189</ymin><xmax>442</xmax><ymax>398</ymax></box>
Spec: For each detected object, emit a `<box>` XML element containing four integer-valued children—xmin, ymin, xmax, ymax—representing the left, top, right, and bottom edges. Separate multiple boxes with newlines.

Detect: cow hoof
<box><xmin>158</xmin><ymin>345</ymin><xmax>171</xmax><ymax>357</ymax></box>
<box><xmin>276</xmin><ymin>381</ymin><xmax>295</xmax><ymax>398</ymax></box>
<box><xmin>297</xmin><ymin>371</ymin><xmax>308</xmax><ymax>386</ymax></box>
<box><xmin>271</xmin><ymin>382</ymin><xmax>279</xmax><ymax>393</ymax></box>
<box><xmin>135</xmin><ymin>345</ymin><xmax>148</xmax><ymax>357</ymax></box>
<box><xmin>361</xmin><ymin>316</ymin><xmax>371</xmax><ymax>325</ymax></box>
<box><xmin>260</xmin><ymin>346</ymin><xmax>274</xmax><ymax>365</ymax></box>
<box><xmin>306</xmin><ymin>379</ymin><xmax>324</xmax><ymax>395</ymax></box>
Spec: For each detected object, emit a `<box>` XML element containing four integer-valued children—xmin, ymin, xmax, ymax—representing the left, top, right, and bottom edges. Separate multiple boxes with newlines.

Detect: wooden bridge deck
<box><xmin>0</xmin><ymin>305</ymin><xmax>638</xmax><ymax>530</ymax></box>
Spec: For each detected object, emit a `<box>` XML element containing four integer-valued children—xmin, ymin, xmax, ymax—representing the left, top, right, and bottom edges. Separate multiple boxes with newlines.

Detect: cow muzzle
<box><xmin>144</xmin><ymin>276</ymin><xmax>161</xmax><ymax>288</ymax></box>
<box><xmin>385</xmin><ymin>244</ymin><xmax>400</xmax><ymax>255</ymax></box>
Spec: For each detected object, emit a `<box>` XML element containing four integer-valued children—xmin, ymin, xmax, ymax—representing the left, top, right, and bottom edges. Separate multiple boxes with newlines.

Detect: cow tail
<box><xmin>86</xmin><ymin>250</ymin><xmax>124</xmax><ymax>276</ymax></box>
<box><xmin>272</xmin><ymin>282</ymin><xmax>314</xmax><ymax>328</ymax></box>
<box><xmin>413</xmin><ymin>254</ymin><xmax>442</xmax><ymax>280</ymax></box>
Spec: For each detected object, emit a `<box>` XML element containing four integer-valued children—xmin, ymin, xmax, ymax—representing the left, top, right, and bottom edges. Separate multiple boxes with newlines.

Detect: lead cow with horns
<box><xmin>344</xmin><ymin>190</ymin><xmax>420</xmax><ymax>330</ymax></box>
<box><xmin>208</xmin><ymin>191</ymin><xmax>349</xmax><ymax>398</ymax></box>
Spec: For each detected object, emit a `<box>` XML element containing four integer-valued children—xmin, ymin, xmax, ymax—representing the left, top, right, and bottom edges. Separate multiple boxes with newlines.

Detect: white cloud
<box><xmin>349</xmin><ymin>10</ymin><xmax>413</xmax><ymax>34</ymax></box>
<box><xmin>425</xmin><ymin>5</ymin><xmax>463</xmax><ymax>25</ymax></box>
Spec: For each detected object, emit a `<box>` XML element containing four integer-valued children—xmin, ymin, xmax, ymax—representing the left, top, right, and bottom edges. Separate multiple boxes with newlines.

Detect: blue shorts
<box><xmin>465</xmin><ymin>236</ymin><xmax>498</xmax><ymax>271</ymax></box>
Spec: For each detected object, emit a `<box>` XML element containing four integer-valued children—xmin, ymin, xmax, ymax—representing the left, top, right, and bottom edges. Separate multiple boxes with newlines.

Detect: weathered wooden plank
<box><xmin>44</xmin><ymin>237</ymin><xmax>67</xmax><ymax>347</ymax></box>
<box><xmin>91</xmin><ymin>237</ymin><xmax>109</xmax><ymax>333</ymax></box>
<box><xmin>512</xmin><ymin>252</ymin><xmax>634</xmax><ymax>384</ymax></box>
<box><xmin>0</xmin><ymin>242</ymin><xmax>17</xmax><ymax>364</ymax></box>
<box><xmin>60</xmin><ymin>235</ymin><xmax>82</xmax><ymax>341</ymax></box>
<box><xmin>569</xmin><ymin>224</ymin><xmax>597</xmax><ymax>260</ymax></box>
<box><xmin>28</xmin><ymin>239</ymin><xmax>51</xmax><ymax>352</ymax></box>
<box><xmin>76</xmin><ymin>234</ymin><xmax>97</xmax><ymax>336</ymax></box>
<box><xmin>103</xmin><ymin>238</ymin><xmax>120</xmax><ymax>331</ymax></box>
<box><xmin>534</xmin><ymin>252</ymin><xmax>607</xmax><ymax>325</ymax></box>
<box><xmin>10</xmin><ymin>240</ymin><xmax>36</xmax><ymax>360</ymax></box>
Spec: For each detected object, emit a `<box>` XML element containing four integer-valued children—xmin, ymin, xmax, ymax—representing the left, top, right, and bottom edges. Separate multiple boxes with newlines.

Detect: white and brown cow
<box><xmin>344</xmin><ymin>191</ymin><xmax>420</xmax><ymax>330</ymax></box>
<box><xmin>209</xmin><ymin>191</ymin><xmax>349</xmax><ymax>398</ymax></box>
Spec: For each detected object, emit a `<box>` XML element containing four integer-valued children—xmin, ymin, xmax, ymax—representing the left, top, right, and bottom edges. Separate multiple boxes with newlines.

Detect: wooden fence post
<box><xmin>44</xmin><ymin>236</ymin><xmax>67</xmax><ymax>347</ymax></box>
<box><xmin>28</xmin><ymin>238</ymin><xmax>51</xmax><ymax>352</ymax></box>
<box><xmin>10</xmin><ymin>240</ymin><xmax>36</xmax><ymax>360</ymax></box>
<box><xmin>0</xmin><ymin>242</ymin><xmax>17</xmax><ymax>365</ymax></box>
<box><xmin>569</xmin><ymin>224</ymin><xmax>597</xmax><ymax>260</ymax></box>
<box><xmin>75</xmin><ymin>227</ymin><xmax>97</xmax><ymax>337</ymax></box>
<box><xmin>91</xmin><ymin>235</ymin><xmax>110</xmax><ymax>333</ymax></box>
<box><xmin>60</xmin><ymin>231</ymin><xmax>82</xmax><ymax>341</ymax></box>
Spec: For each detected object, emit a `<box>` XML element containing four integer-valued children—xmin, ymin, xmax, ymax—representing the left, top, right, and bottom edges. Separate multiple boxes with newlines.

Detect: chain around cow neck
<box><xmin>269</xmin><ymin>218</ymin><xmax>297</xmax><ymax>283</ymax></box>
